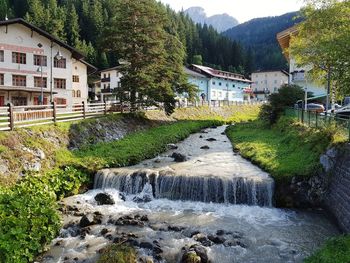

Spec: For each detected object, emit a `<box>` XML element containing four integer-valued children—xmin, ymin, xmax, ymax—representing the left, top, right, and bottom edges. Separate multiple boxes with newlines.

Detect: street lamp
<box><xmin>37</xmin><ymin>43</ymin><xmax>44</xmax><ymax>105</ymax></box>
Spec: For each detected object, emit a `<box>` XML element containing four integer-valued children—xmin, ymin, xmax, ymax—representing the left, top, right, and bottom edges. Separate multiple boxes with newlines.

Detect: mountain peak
<box><xmin>184</xmin><ymin>7</ymin><xmax>239</xmax><ymax>33</ymax></box>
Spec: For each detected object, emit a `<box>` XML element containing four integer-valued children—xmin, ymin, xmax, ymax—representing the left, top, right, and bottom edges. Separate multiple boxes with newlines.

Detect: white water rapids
<box><xmin>40</xmin><ymin>126</ymin><xmax>339</xmax><ymax>263</ymax></box>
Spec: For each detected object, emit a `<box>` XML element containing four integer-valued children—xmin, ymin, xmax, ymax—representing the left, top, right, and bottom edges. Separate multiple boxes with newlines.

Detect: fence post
<box><xmin>8</xmin><ymin>103</ymin><xmax>14</xmax><ymax>131</ymax></box>
<box><xmin>82</xmin><ymin>101</ymin><xmax>86</xmax><ymax>119</ymax></box>
<box><xmin>52</xmin><ymin>101</ymin><xmax>57</xmax><ymax>123</ymax></box>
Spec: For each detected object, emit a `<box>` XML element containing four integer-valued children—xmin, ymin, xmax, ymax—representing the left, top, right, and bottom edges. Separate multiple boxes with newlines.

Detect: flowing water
<box><xmin>41</xmin><ymin>126</ymin><xmax>339</xmax><ymax>263</ymax></box>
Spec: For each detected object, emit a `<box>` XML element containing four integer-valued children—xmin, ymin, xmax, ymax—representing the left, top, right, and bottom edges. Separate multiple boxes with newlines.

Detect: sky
<box><xmin>159</xmin><ymin>0</ymin><xmax>304</xmax><ymax>23</ymax></box>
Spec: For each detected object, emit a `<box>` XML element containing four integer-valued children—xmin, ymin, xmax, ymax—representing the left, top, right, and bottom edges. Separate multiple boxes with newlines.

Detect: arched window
<box><xmin>77</xmin><ymin>90</ymin><xmax>81</xmax><ymax>98</ymax></box>
<box><xmin>72</xmin><ymin>90</ymin><xmax>76</xmax><ymax>97</ymax></box>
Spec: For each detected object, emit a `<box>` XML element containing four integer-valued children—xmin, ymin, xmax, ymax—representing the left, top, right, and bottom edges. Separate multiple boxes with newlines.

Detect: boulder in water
<box><xmin>206</xmin><ymin>138</ymin><xmax>217</xmax><ymax>142</ymax></box>
<box><xmin>94</xmin><ymin>192</ymin><xmax>115</xmax><ymax>205</ymax></box>
<box><xmin>133</xmin><ymin>195</ymin><xmax>152</xmax><ymax>203</ymax></box>
<box><xmin>181</xmin><ymin>244</ymin><xmax>209</xmax><ymax>263</ymax></box>
<box><xmin>181</xmin><ymin>251</ymin><xmax>201</xmax><ymax>263</ymax></box>
<box><xmin>79</xmin><ymin>214</ymin><xmax>102</xmax><ymax>227</ymax></box>
<box><xmin>200</xmin><ymin>146</ymin><xmax>210</xmax><ymax>150</ymax></box>
<box><xmin>171</xmin><ymin>152</ymin><xmax>188</xmax><ymax>162</ymax></box>
<box><xmin>208</xmin><ymin>234</ymin><xmax>225</xmax><ymax>244</ymax></box>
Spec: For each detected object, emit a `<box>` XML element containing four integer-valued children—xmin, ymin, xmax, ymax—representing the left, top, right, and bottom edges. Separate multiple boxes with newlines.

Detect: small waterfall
<box><xmin>94</xmin><ymin>169</ymin><xmax>274</xmax><ymax>207</ymax></box>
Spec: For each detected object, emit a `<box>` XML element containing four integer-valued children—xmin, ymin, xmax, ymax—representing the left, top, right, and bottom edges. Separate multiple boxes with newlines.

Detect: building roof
<box><xmin>184</xmin><ymin>67</ymin><xmax>208</xmax><ymax>78</ymax></box>
<box><xmin>0</xmin><ymin>18</ymin><xmax>97</xmax><ymax>72</ymax></box>
<box><xmin>190</xmin><ymin>64</ymin><xmax>252</xmax><ymax>83</ymax></box>
<box><xmin>276</xmin><ymin>25</ymin><xmax>299</xmax><ymax>60</ymax></box>
<box><xmin>251</xmin><ymin>70</ymin><xmax>289</xmax><ymax>76</ymax></box>
<box><xmin>99</xmin><ymin>66</ymin><xmax>123</xmax><ymax>73</ymax></box>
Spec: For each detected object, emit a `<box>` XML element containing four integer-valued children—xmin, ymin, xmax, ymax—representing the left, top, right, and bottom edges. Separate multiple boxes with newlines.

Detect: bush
<box><xmin>0</xmin><ymin>179</ymin><xmax>61</xmax><ymax>263</ymax></box>
<box><xmin>259</xmin><ymin>84</ymin><xmax>304</xmax><ymax>124</ymax></box>
<box><xmin>0</xmin><ymin>167</ymin><xmax>90</xmax><ymax>263</ymax></box>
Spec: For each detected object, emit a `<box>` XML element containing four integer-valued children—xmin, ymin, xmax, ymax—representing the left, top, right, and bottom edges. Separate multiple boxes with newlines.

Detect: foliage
<box><xmin>226</xmin><ymin>116</ymin><xmax>335</xmax><ymax>182</ymax></box>
<box><xmin>290</xmin><ymin>0</ymin><xmax>350</xmax><ymax>97</ymax></box>
<box><xmin>0</xmin><ymin>177</ymin><xmax>60</xmax><ymax>263</ymax></box>
<box><xmin>3</xmin><ymin>0</ymin><xmax>251</xmax><ymax>72</ymax></box>
<box><xmin>223</xmin><ymin>11</ymin><xmax>302</xmax><ymax>71</ymax></box>
<box><xmin>259</xmin><ymin>84</ymin><xmax>304</xmax><ymax>124</ymax></box>
<box><xmin>97</xmin><ymin>244</ymin><xmax>137</xmax><ymax>263</ymax></box>
<box><xmin>305</xmin><ymin>235</ymin><xmax>350</xmax><ymax>263</ymax></box>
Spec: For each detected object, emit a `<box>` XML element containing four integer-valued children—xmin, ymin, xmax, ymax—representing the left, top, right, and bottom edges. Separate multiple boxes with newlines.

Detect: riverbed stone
<box><xmin>206</xmin><ymin>138</ymin><xmax>217</xmax><ymax>142</ymax></box>
<box><xmin>200</xmin><ymin>145</ymin><xmax>210</xmax><ymax>150</ymax></box>
<box><xmin>171</xmin><ymin>152</ymin><xmax>188</xmax><ymax>162</ymax></box>
<box><xmin>95</xmin><ymin>192</ymin><xmax>115</xmax><ymax>205</ymax></box>
<box><xmin>167</xmin><ymin>143</ymin><xmax>178</xmax><ymax>150</ymax></box>
<box><xmin>79</xmin><ymin>214</ymin><xmax>102</xmax><ymax>227</ymax></box>
<box><xmin>208</xmin><ymin>234</ymin><xmax>225</xmax><ymax>244</ymax></box>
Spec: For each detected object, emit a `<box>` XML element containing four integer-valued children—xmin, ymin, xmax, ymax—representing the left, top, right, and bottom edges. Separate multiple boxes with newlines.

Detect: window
<box><xmin>54</xmin><ymin>97</ymin><xmax>67</xmax><ymax>105</ymax></box>
<box><xmin>72</xmin><ymin>75</ymin><xmax>79</xmax><ymax>82</ymax></box>
<box><xmin>0</xmin><ymin>50</ymin><xmax>3</xmax><ymax>62</ymax></box>
<box><xmin>76</xmin><ymin>90</ymin><xmax>81</xmax><ymax>98</ymax></box>
<box><xmin>232</xmin><ymin>84</ymin><xmax>235</xmax><ymax>88</ymax></box>
<box><xmin>103</xmin><ymin>74</ymin><xmax>107</xmax><ymax>78</ymax></box>
<box><xmin>212</xmin><ymin>81</ymin><xmax>216</xmax><ymax>85</ymax></box>
<box><xmin>226</xmin><ymin>83</ymin><xmax>229</xmax><ymax>87</ymax></box>
<box><xmin>33</xmin><ymin>55</ymin><xmax>47</xmax><ymax>66</ymax></box>
<box><xmin>54</xmin><ymin>78</ymin><xmax>66</xmax><ymax>89</ymax></box>
<box><xmin>219</xmin><ymin>82</ymin><xmax>222</xmax><ymax>86</ymax></box>
<box><xmin>108</xmin><ymin>73</ymin><xmax>110</xmax><ymax>78</ymax></box>
<box><xmin>274</xmin><ymin>87</ymin><xmax>278</xmax><ymax>92</ymax></box>
<box><xmin>54</xmin><ymin>58</ymin><xmax>66</xmax><ymax>68</ymax></box>
<box><xmin>0</xmin><ymin>74</ymin><xmax>3</xmax><ymax>85</ymax></box>
<box><xmin>12</xmin><ymin>75</ymin><xmax>26</xmax><ymax>86</ymax></box>
<box><xmin>72</xmin><ymin>90</ymin><xmax>76</xmax><ymax>97</ymax></box>
<box><xmin>12</xmin><ymin>52</ymin><xmax>26</xmax><ymax>64</ymax></box>
<box><xmin>34</xmin><ymin>77</ymin><xmax>47</xmax><ymax>88</ymax></box>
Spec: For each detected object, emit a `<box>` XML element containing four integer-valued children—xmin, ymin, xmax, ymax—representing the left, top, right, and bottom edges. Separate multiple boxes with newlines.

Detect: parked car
<box><xmin>335</xmin><ymin>105</ymin><xmax>350</xmax><ymax>119</ymax></box>
<box><xmin>306</xmin><ymin>103</ymin><xmax>325</xmax><ymax>113</ymax></box>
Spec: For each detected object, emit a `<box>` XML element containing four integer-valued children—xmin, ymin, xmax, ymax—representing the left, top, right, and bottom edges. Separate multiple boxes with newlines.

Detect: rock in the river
<box><xmin>133</xmin><ymin>195</ymin><xmax>152</xmax><ymax>203</ymax></box>
<box><xmin>216</xmin><ymin>230</ymin><xmax>225</xmax><ymax>236</ymax></box>
<box><xmin>206</xmin><ymin>138</ymin><xmax>217</xmax><ymax>142</ymax></box>
<box><xmin>139</xmin><ymin>241</ymin><xmax>154</xmax><ymax>250</ymax></box>
<box><xmin>167</xmin><ymin>144</ymin><xmax>178</xmax><ymax>150</ymax></box>
<box><xmin>168</xmin><ymin>225</ymin><xmax>186</xmax><ymax>232</ymax></box>
<box><xmin>181</xmin><ymin>244</ymin><xmax>209</xmax><ymax>263</ymax></box>
<box><xmin>79</xmin><ymin>214</ymin><xmax>102</xmax><ymax>227</ymax></box>
<box><xmin>200</xmin><ymin>146</ymin><xmax>210</xmax><ymax>150</ymax></box>
<box><xmin>208</xmin><ymin>234</ymin><xmax>225</xmax><ymax>244</ymax></box>
<box><xmin>95</xmin><ymin>192</ymin><xmax>115</xmax><ymax>205</ymax></box>
<box><xmin>171</xmin><ymin>152</ymin><xmax>188</xmax><ymax>162</ymax></box>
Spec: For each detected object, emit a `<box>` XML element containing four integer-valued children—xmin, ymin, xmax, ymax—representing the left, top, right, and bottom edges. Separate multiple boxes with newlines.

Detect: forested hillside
<box><xmin>223</xmin><ymin>12</ymin><xmax>302</xmax><ymax>71</ymax></box>
<box><xmin>0</xmin><ymin>0</ymin><xmax>251</xmax><ymax>74</ymax></box>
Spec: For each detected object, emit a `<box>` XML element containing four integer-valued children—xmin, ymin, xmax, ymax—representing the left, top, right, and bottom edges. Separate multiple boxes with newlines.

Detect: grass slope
<box><xmin>226</xmin><ymin>117</ymin><xmax>338</xmax><ymax>182</ymax></box>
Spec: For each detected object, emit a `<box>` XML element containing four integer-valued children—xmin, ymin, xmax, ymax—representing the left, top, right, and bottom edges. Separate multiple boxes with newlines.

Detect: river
<box><xmin>40</xmin><ymin>126</ymin><xmax>339</xmax><ymax>263</ymax></box>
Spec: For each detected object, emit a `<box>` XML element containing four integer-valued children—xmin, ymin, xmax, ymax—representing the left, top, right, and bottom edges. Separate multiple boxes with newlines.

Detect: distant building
<box><xmin>277</xmin><ymin>26</ymin><xmax>326</xmax><ymax>96</ymax></box>
<box><xmin>186</xmin><ymin>64</ymin><xmax>252</xmax><ymax>103</ymax></box>
<box><xmin>251</xmin><ymin>70</ymin><xmax>289</xmax><ymax>100</ymax></box>
<box><xmin>98</xmin><ymin>66</ymin><xmax>123</xmax><ymax>102</ymax></box>
<box><xmin>0</xmin><ymin>18</ymin><xmax>96</xmax><ymax>106</ymax></box>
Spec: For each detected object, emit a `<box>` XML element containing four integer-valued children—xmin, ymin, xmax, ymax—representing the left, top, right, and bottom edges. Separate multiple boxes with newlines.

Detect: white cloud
<box><xmin>159</xmin><ymin>0</ymin><xmax>304</xmax><ymax>23</ymax></box>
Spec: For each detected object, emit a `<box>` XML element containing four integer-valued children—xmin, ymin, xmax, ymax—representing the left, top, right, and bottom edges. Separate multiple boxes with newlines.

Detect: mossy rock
<box><xmin>97</xmin><ymin>244</ymin><xmax>137</xmax><ymax>263</ymax></box>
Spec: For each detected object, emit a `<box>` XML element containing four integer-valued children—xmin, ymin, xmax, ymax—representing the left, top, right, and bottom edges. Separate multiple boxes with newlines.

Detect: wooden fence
<box><xmin>0</xmin><ymin>100</ymin><xmax>261</xmax><ymax>131</ymax></box>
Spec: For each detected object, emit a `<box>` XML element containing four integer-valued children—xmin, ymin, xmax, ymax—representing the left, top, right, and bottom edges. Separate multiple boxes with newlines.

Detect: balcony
<box><xmin>291</xmin><ymin>71</ymin><xmax>305</xmax><ymax>82</ymax></box>
<box><xmin>101</xmin><ymin>88</ymin><xmax>117</xmax><ymax>94</ymax></box>
<box><xmin>101</xmin><ymin>77</ymin><xmax>111</xmax><ymax>83</ymax></box>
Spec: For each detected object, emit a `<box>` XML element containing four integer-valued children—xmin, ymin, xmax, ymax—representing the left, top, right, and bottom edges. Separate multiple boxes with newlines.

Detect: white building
<box><xmin>0</xmin><ymin>18</ymin><xmax>96</xmax><ymax>107</ymax></box>
<box><xmin>187</xmin><ymin>64</ymin><xmax>252</xmax><ymax>103</ymax></box>
<box><xmin>277</xmin><ymin>26</ymin><xmax>326</xmax><ymax>96</ymax></box>
<box><xmin>99</xmin><ymin>66</ymin><xmax>123</xmax><ymax>102</ymax></box>
<box><xmin>251</xmin><ymin>70</ymin><xmax>289</xmax><ymax>100</ymax></box>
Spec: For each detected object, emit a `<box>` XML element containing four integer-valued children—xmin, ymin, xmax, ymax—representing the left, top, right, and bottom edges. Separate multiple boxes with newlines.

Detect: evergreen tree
<box><xmin>103</xmin><ymin>0</ymin><xmax>192</xmax><ymax>114</ymax></box>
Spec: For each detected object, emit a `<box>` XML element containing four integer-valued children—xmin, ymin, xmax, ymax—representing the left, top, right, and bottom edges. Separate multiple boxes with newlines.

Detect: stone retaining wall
<box><xmin>321</xmin><ymin>144</ymin><xmax>350</xmax><ymax>233</ymax></box>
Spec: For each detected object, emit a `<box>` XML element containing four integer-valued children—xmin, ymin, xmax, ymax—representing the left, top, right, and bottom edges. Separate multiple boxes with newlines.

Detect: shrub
<box><xmin>259</xmin><ymin>84</ymin><xmax>304</xmax><ymax>124</ymax></box>
<box><xmin>0</xmin><ymin>178</ymin><xmax>61</xmax><ymax>263</ymax></box>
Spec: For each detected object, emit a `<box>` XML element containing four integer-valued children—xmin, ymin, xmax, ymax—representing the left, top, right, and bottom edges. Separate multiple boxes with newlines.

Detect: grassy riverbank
<box><xmin>305</xmin><ymin>235</ymin><xmax>350</xmax><ymax>263</ymax></box>
<box><xmin>226</xmin><ymin>117</ymin><xmax>343</xmax><ymax>183</ymax></box>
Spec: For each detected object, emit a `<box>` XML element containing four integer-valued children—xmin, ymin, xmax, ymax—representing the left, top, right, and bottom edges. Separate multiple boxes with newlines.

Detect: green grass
<box><xmin>226</xmin><ymin>117</ymin><xmax>336</xmax><ymax>182</ymax></box>
<box><xmin>69</xmin><ymin>119</ymin><xmax>222</xmax><ymax>171</ymax></box>
<box><xmin>305</xmin><ymin>235</ymin><xmax>350</xmax><ymax>263</ymax></box>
